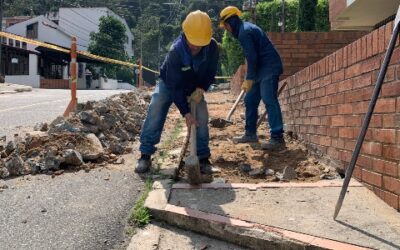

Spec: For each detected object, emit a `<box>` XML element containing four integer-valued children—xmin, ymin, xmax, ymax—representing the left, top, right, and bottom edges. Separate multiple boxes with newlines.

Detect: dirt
<box><xmin>130</xmin><ymin>89</ymin><xmax>340</xmax><ymax>184</ymax></box>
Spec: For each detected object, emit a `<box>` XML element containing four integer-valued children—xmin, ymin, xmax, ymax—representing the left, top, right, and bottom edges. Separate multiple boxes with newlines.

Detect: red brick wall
<box><xmin>268</xmin><ymin>31</ymin><xmax>367</xmax><ymax>80</ymax></box>
<box><xmin>230</xmin><ymin>31</ymin><xmax>367</xmax><ymax>94</ymax></box>
<box><xmin>329</xmin><ymin>0</ymin><xmax>347</xmax><ymax>30</ymax></box>
<box><xmin>40</xmin><ymin>79</ymin><xmax>69</xmax><ymax>89</ymax></box>
<box><xmin>279</xmin><ymin>21</ymin><xmax>400</xmax><ymax>210</ymax></box>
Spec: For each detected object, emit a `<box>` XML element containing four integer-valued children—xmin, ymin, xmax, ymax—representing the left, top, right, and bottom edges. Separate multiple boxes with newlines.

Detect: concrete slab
<box><xmin>168</xmin><ymin>181</ymin><xmax>400</xmax><ymax>250</ymax></box>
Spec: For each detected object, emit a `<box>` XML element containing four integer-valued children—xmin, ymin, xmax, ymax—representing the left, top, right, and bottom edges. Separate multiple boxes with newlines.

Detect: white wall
<box><xmin>118</xmin><ymin>82</ymin><xmax>135</xmax><ymax>90</ymax></box>
<box><xmin>4</xmin><ymin>54</ymin><xmax>40</xmax><ymax>88</ymax></box>
<box><xmin>6</xmin><ymin>16</ymin><xmax>72</xmax><ymax>48</ymax></box>
<box><xmin>100</xmin><ymin>78</ymin><xmax>118</xmax><ymax>90</ymax></box>
<box><xmin>58</xmin><ymin>8</ymin><xmax>134</xmax><ymax>56</ymax></box>
<box><xmin>5</xmin><ymin>75</ymin><xmax>40</xmax><ymax>88</ymax></box>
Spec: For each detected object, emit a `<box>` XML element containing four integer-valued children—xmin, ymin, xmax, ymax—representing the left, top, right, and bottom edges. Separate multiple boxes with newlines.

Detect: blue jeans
<box><xmin>244</xmin><ymin>74</ymin><xmax>284</xmax><ymax>138</ymax></box>
<box><xmin>139</xmin><ymin>81</ymin><xmax>210</xmax><ymax>159</ymax></box>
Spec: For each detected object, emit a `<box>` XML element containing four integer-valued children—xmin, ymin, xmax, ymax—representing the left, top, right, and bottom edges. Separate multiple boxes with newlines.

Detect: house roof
<box><xmin>35</xmin><ymin>45</ymin><xmax>105</xmax><ymax>64</ymax></box>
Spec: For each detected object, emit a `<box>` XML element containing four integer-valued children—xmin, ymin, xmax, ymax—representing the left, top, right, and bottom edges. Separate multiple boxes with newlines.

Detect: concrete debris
<box><xmin>5</xmin><ymin>154</ymin><xmax>25</xmax><ymax>176</ymax></box>
<box><xmin>33</xmin><ymin>122</ymin><xmax>48</xmax><ymax>132</ymax></box>
<box><xmin>264</xmin><ymin>168</ymin><xmax>275</xmax><ymax>176</ymax></box>
<box><xmin>249</xmin><ymin>168</ymin><xmax>264</xmax><ymax>177</ymax></box>
<box><xmin>282</xmin><ymin>166</ymin><xmax>297</xmax><ymax>180</ymax></box>
<box><xmin>239</xmin><ymin>163</ymin><xmax>252</xmax><ymax>173</ymax></box>
<box><xmin>63</xmin><ymin>149</ymin><xmax>84</xmax><ymax>166</ymax></box>
<box><xmin>0</xmin><ymin>90</ymin><xmax>149</xmax><ymax>179</ymax></box>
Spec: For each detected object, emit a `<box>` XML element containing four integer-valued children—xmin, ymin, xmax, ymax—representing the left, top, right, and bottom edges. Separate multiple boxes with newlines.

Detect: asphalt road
<box><xmin>0</xmin><ymin>155</ymin><xmax>143</xmax><ymax>250</ymax></box>
<box><xmin>0</xmin><ymin>89</ymin><xmax>128</xmax><ymax>139</ymax></box>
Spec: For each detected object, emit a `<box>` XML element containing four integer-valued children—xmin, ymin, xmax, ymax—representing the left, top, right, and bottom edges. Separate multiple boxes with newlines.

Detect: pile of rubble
<box><xmin>0</xmin><ymin>91</ymin><xmax>150</xmax><ymax>179</ymax></box>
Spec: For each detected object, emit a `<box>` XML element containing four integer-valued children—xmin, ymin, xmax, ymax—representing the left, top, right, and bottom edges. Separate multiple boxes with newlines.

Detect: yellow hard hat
<box><xmin>219</xmin><ymin>6</ymin><xmax>242</xmax><ymax>27</ymax></box>
<box><xmin>182</xmin><ymin>10</ymin><xmax>212</xmax><ymax>46</ymax></box>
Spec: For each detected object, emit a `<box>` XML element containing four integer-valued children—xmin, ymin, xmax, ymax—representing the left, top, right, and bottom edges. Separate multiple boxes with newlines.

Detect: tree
<box><xmin>297</xmin><ymin>0</ymin><xmax>317</xmax><ymax>31</ymax></box>
<box><xmin>88</xmin><ymin>15</ymin><xmax>128</xmax><ymax>78</ymax></box>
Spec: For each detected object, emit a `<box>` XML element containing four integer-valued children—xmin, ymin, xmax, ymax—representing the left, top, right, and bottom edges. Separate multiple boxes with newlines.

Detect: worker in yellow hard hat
<box><xmin>136</xmin><ymin>10</ymin><xmax>219</xmax><ymax>174</ymax></box>
<box><xmin>220</xmin><ymin>6</ymin><xmax>285</xmax><ymax>150</ymax></box>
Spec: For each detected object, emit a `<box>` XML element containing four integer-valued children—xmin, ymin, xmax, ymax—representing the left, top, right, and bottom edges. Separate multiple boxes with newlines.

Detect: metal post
<box><xmin>333</xmin><ymin>20</ymin><xmax>400</xmax><ymax>219</ymax></box>
<box><xmin>63</xmin><ymin>37</ymin><xmax>78</xmax><ymax>117</ymax></box>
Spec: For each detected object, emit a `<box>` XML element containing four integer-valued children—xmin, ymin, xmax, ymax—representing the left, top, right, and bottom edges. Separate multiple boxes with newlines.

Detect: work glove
<box><xmin>184</xmin><ymin>113</ymin><xmax>197</xmax><ymax>128</ymax></box>
<box><xmin>241</xmin><ymin>80</ymin><xmax>254</xmax><ymax>92</ymax></box>
<box><xmin>187</xmin><ymin>88</ymin><xmax>205</xmax><ymax>104</ymax></box>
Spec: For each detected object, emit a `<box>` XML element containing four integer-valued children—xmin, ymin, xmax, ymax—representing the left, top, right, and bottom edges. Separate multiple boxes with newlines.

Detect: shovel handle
<box><xmin>190</xmin><ymin>101</ymin><xmax>197</xmax><ymax>157</ymax></box>
<box><xmin>226</xmin><ymin>90</ymin><xmax>245</xmax><ymax>121</ymax></box>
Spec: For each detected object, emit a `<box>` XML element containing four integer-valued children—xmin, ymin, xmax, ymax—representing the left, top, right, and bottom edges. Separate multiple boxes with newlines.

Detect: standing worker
<box><xmin>136</xmin><ymin>10</ymin><xmax>219</xmax><ymax>173</ymax></box>
<box><xmin>85</xmin><ymin>67</ymin><xmax>92</xmax><ymax>89</ymax></box>
<box><xmin>219</xmin><ymin>6</ymin><xmax>285</xmax><ymax>150</ymax></box>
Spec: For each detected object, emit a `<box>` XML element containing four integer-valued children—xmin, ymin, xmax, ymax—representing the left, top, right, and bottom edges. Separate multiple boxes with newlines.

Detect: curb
<box><xmin>145</xmin><ymin>180</ymin><xmax>371</xmax><ymax>250</ymax></box>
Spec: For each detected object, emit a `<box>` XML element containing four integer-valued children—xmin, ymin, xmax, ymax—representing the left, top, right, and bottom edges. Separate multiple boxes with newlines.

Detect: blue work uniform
<box><xmin>228</xmin><ymin>16</ymin><xmax>284</xmax><ymax>138</ymax></box>
<box><xmin>139</xmin><ymin>34</ymin><xmax>219</xmax><ymax>159</ymax></box>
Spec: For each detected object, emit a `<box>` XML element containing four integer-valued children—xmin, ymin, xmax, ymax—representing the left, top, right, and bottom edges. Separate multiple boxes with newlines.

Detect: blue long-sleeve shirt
<box><xmin>160</xmin><ymin>34</ymin><xmax>219</xmax><ymax>116</ymax></box>
<box><xmin>238</xmin><ymin>22</ymin><xmax>283</xmax><ymax>81</ymax></box>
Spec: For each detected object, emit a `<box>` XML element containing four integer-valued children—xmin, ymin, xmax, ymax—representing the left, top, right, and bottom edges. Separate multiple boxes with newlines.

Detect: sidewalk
<box><xmin>0</xmin><ymin>83</ymin><xmax>32</xmax><ymax>94</ymax></box>
<box><xmin>145</xmin><ymin>179</ymin><xmax>400</xmax><ymax>250</ymax></box>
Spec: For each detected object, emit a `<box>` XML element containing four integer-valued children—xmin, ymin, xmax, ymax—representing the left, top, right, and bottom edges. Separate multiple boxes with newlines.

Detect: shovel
<box><xmin>184</xmin><ymin>101</ymin><xmax>202</xmax><ymax>185</ymax></box>
<box><xmin>209</xmin><ymin>89</ymin><xmax>245</xmax><ymax>128</ymax></box>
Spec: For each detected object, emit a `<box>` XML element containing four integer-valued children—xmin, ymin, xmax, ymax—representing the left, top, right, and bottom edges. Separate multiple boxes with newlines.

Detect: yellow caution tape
<box><xmin>0</xmin><ymin>31</ymin><xmax>232</xmax><ymax>79</ymax></box>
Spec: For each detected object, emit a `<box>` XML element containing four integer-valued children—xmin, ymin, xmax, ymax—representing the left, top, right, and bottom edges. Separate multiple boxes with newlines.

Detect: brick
<box><xmin>372</xmin><ymin>28</ymin><xmax>378</xmax><ymax>56</ymax></box>
<box><xmin>327</xmin><ymin>127</ymin><xmax>339</xmax><ymax>137</ymax></box>
<box><xmin>381</xmin><ymin>82</ymin><xmax>400</xmax><ymax>97</ymax></box>
<box><xmin>339</xmin><ymin>127</ymin><xmax>354</xmax><ymax>138</ymax></box>
<box><xmin>353</xmin><ymin>101</ymin><xmax>369</xmax><ymax>114</ymax></box>
<box><xmin>366</xmin><ymin>33</ymin><xmax>373</xmax><ymax>58</ymax></box>
<box><xmin>361</xmin><ymin>57</ymin><xmax>381</xmax><ymax>74</ymax></box>
<box><xmin>375</xmin><ymin>98</ymin><xmax>396</xmax><ymax>113</ymax></box>
<box><xmin>345</xmin><ymin>140</ymin><xmax>356</xmax><ymax>150</ymax></box>
<box><xmin>372</xmin><ymin>129</ymin><xmax>396</xmax><ymax>144</ymax></box>
<box><xmin>345</xmin><ymin>64</ymin><xmax>361</xmax><ymax>79</ymax></box>
<box><xmin>339</xmin><ymin>150</ymin><xmax>352</xmax><ymax>162</ymax></box>
<box><xmin>353</xmin><ymin>166</ymin><xmax>362</xmax><ymax>180</ymax></box>
<box><xmin>315</xmin><ymin>87</ymin><xmax>326</xmax><ymax>97</ymax></box>
<box><xmin>378</xmin><ymin>25</ymin><xmax>385</xmax><ymax>53</ymax></box>
<box><xmin>352</xmin><ymin>73</ymin><xmax>372</xmax><ymax>89</ymax></box>
<box><xmin>356</xmin><ymin>39</ymin><xmax>362</xmax><ymax>62</ymax></box>
<box><xmin>337</xmin><ymin>104</ymin><xmax>353</xmax><ymax>114</ymax></box>
<box><xmin>361</xmin><ymin>36</ymin><xmax>367</xmax><ymax>60</ymax></box>
<box><xmin>373</xmin><ymin>159</ymin><xmax>398</xmax><ymax>177</ymax></box>
<box><xmin>326</xmin><ymin>105</ymin><xmax>338</xmax><ymax>115</ymax></box>
<box><xmin>384</xmin><ymin>66</ymin><xmax>395</xmax><ymax>82</ymax></box>
<box><xmin>362</xmin><ymin>169</ymin><xmax>382</xmax><ymax>187</ymax></box>
<box><xmin>361</xmin><ymin>141</ymin><xmax>382</xmax><ymax>156</ymax></box>
<box><xmin>338</xmin><ymin>79</ymin><xmax>352</xmax><ymax>92</ymax></box>
<box><xmin>344</xmin><ymin>115</ymin><xmax>361</xmax><ymax>126</ymax></box>
<box><xmin>397</xmin><ymin>97</ymin><xmax>400</xmax><ymax>112</ymax></box>
<box><xmin>383</xmin><ymin>145</ymin><xmax>400</xmax><ymax>160</ymax></box>
<box><xmin>332</xmin><ymin>70</ymin><xmax>344</xmax><ymax>83</ymax></box>
<box><xmin>357</xmin><ymin>154</ymin><xmax>374</xmax><ymax>169</ymax></box>
<box><xmin>374</xmin><ymin>188</ymin><xmax>399</xmax><ymax>210</ymax></box>
<box><xmin>331</xmin><ymin>116</ymin><xmax>345</xmax><ymax>127</ymax></box>
<box><xmin>331</xmin><ymin>93</ymin><xmax>344</xmax><ymax>104</ymax></box>
<box><xmin>369</xmin><ymin>114</ymin><xmax>383</xmax><ymax>128</ymax></box>
<box><xmin>326</xmin><ymin>83</ymin><xmax>338</xmax><ymax>95</ymax></box>
<box><xmin>345</xmin><ymin>87</ymin><xmax>373</xmax><ymax>103</ymax></box>
<box><xmin>383</xmin><ymin>176</ymin><xmax>400</xmax><ymax>195</ymax></box>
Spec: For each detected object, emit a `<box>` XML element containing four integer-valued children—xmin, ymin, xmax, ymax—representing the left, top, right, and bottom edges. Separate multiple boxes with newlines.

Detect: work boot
<box><xmin>135</xmin><ymin>154</ymin><xmax>151</xmax><ymax>173</ymax></box>
<box><xmin>261</xmin><ymin>137</ymin><xmax>286</xmax><ymax>151</ymax></box>
<box><xmin>232</xmin><ymin>133</ymin><xmax>258</xmax><ymax>144</ymax></box>
<box><xmin>199</xmin><ymin>158</ymin><xmax>215</xmax><ymax>175</ymax></box>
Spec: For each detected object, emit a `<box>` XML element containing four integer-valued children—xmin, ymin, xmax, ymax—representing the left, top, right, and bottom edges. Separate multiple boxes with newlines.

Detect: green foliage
<box><xmin>221</xmin><ymin>31</ymin><xmax>244</xmax><ymax>76</ymax></box>
<box><xmin>257</xmin><ymin>0</ymin><xmax>299</xmax><ymax>32</ymax></box>
<box><xmin>315</xmin><ymin>0</ymin><xmax>330</xmax><ymax>31</ymax></box>
<box><xmin>88</xmin><ymin>16</ymin><xmax>128</xmax><ymax>78</ymax></box>
<box><xmin>297</xmin><ymin>0</ymin><xmax>318</xmax><ymax>31</ymax></box>
<box><xmin>129</xmin><ymin>179</ymin><xmax>153</xmax><ymax>227</ymax></box>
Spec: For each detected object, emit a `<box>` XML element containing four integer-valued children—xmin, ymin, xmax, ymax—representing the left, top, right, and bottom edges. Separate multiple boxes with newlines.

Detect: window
<box><xmin>27</xmin><ymin>22</ymin><xmax>38</xmax><ymax>39</ymax></box>
<box><xmin>2</xmin><ymin>48</ymin><xmax>29</xmax><ymax>75</ymax></box>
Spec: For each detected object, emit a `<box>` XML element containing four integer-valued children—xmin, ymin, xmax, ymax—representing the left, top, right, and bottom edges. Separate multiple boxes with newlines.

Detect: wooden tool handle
<box><xmin>226</xmin><ymin>90</ymin><xmax>245</xmax><ymax>121</ymax></box>
<box><xmin>190</xmin><ymin>101</ymin><xmax>197</xmax><ymax>157</ymax></box>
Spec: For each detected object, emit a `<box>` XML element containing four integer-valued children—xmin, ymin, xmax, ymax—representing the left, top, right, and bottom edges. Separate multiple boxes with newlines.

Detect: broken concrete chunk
<box><xmin>5</xmin><ymin>141</ymin><xmax>16</xmax><ymax>156</ymax></box>
<box><xmin>79</xmin><ymin>110</ymin><xmax>100</xmax><ymax>125</ymax></box>
<box><xmin>282</xmin><ymin>166</ymin><xmax>297</xmax><ymax>180</ymax></box>
<box><xmin>5</xmin><ymin>154</ymin><xmax>25</xmax><ymax>176</ymax></box>
<box><xmin>63</xmin><ymin>149</ymin><xmax>84</xmax><ymax>166</ymax></box>
<box><xmin>239</xmin><ymin>163</ymin><xmax>252</xmax><ymax>173</ymax></box>
<box><xmin>76</xmin><ymin>134</ymin><xmax>104</xmax><ymax>161</ymax></box>
<box><xmin>249</xmin><ymin>168</ymin><xmax>264</xmax><ymax>177</ymax></box>
<box><xmin>34</xmin><ymin>122</ymin><xmax>48</xmax><ymax>132</ymax></box>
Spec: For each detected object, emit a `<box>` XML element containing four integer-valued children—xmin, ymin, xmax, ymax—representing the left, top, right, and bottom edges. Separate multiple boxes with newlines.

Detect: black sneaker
<box><xmin>135</xmin><ymin>154</ymin><xmax>151</xmax><ymax>173</ymax></box>
<box><xmin>261</xmin><ymin>137</ymin><xmax>286</xmax><ymax>151</ymax></box>
<box><xmin>199</xmin><ymin>158</ymin><xmax>214</xmax><ymax>175</ymax></box>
